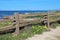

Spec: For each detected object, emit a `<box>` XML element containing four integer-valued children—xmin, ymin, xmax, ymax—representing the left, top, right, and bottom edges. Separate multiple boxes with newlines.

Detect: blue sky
<box><xmin>0</xmin><ymin>0</ymin><xmax>60</xmax><ymax>10</ymax></box>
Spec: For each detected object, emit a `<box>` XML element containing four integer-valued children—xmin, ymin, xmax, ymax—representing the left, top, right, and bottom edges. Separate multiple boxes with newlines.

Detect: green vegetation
<box><xmin>0</xmin><ymin>11</ymin><xmax>60</xmax><ymax>40</ymax></box>
<box><xmin>25</xmin><ymin>15</ymin><xmax>44</xmax><ymax>18</ymax></box>
<box><xmin>50</xmin><ymin>16</ymin><xmax>60</xmax><ymax>20</ymax></box>
<box><xmin>32</xmin><ymin>25</ymin><xmax>47</xmax><ymax>34</ymax></box>
<box><xmin>0</xmin><ymin>25</ymin><xmax>47</xmax><ymax>40</ymax></box>
<box><xmin>0</xmin><ymin>21</ymin><xmax>12</xmax><ymax>28</ymax></box>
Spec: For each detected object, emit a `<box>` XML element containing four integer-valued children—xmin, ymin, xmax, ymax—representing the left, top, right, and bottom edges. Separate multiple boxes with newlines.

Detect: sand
<box><xmin>26</xmin><ymin>26</ymin><xmax>60</xmax><ymax>40</ymax></box>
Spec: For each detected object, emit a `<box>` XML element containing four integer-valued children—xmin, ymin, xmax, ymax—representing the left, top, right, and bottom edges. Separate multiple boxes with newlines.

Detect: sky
<box><xmin>0</xmin><ymin>0</ymin><xmax>60</xmax><ymax>10</ymax></box>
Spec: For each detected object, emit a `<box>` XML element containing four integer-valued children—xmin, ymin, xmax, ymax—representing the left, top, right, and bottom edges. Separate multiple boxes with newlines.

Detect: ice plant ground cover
<box><xmin>0</xmin><ymin>21</ymin><xmax>12</xmax><ymax>28</ymax></box>
<box><xmin>0</xmin><ymin>25</ymin><xmax>47</xmax><ymax>40</ymax></box>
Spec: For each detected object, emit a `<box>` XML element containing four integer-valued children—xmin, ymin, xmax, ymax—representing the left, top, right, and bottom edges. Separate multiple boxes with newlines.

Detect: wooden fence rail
<box><xmin>0</xmin><ymin>12</ymin><xmax>60</xmax><ymax>36</ymax></box>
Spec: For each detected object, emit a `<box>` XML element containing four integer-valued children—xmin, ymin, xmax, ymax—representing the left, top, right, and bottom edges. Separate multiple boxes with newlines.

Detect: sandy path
<box><xmin>26</xmin><ymin>26</ymin><xmax>60</xmax><ymax>40</ymax></box>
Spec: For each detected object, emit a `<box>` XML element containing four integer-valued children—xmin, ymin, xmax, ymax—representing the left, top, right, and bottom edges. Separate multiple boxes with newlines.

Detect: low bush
<box><xmin>0</xmin><ymin>25</ymin><xmax>47</xmax><ymax>40</ymax></box>
<box><xmin>0</xmin><ymin>21</ymin><xmax>12</xmax><ymax>28</ymax></box>
<box><xmin>32</xmin><ymin>25</ymin><xmax>47</xmax><ymax>34</ymax></box>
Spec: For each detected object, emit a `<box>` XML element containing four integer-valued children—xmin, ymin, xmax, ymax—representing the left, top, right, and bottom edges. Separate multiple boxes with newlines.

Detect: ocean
<box><xmin>0</xmin><ymin>10</ymin><xmax>48</xmax><ymax>18</ymax></box>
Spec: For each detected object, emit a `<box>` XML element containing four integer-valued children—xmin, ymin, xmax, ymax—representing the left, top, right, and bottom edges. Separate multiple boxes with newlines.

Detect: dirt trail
<box><xmin>26</xmin><ymin>26</ymin><xmax>60</xmax><ymax>40</ymax></box>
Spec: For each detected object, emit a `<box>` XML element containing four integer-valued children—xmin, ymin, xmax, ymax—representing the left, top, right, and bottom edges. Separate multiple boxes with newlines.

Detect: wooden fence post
<box><xmin>43</xmin><ymin>12</ymin><xmax>50</xmax><ymax>30</ymax></box>
<box><xmin>13</xmin><ymin>12</ymin><xmax>20</xmax><ymax>36</ymax></box>
<box><xmin>47</xmin><ymin>12</ymin><xmax>50</xmax><ymax>29</ymax></box>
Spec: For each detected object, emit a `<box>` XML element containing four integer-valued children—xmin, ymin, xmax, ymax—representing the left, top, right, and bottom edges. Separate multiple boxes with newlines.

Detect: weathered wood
<box><xmin>43</xmin><ymin>13</ymin><xmax>50</xmax><ymax>29</ymax></box>
<box><xmin>13</xmin><ymin>12</ymin><xmax>20</xmax><ymax>36</ymax></box>
<box><xmin>1</xmin><ymin>13</ymin><xmax>60</xmax><ymax>33</ymax></box>
<box><xmin>47</xmin><ymin>12</ymin><xmax>50</xmax><ymax>29</ymax></box>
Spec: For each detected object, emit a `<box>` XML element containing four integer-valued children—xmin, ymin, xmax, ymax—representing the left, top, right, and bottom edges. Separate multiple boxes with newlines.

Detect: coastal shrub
<box><xmin>0</xmin><ymin>25</ymin><xmax>47</xmax><ymax>40</ymax></box>
<box><xmin>32</xmin><ymin>25</ymin><xmax>47</xmax><ymax>34</ymax></box>
<box><xmin>0</xmin><ymin>21</ymin><xmax>12</xmax><ymax>28</ymax></box>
